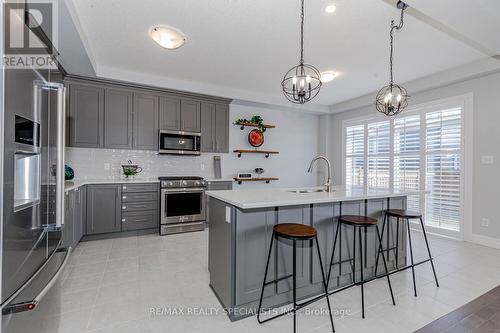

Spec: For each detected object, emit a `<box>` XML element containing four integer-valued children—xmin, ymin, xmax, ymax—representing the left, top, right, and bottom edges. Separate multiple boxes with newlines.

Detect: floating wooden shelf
<box><xmin>234</xmin><ymin>149</ymin><xmax>279</xmax><ymax>158</ymax></box>
<box><xmin>234</xmin><ymin>177</ymin><xmax>279</xmax><ymax>185</ymax></box>
<box><xmin>235</xmin><ymin>122</ymin><xmax>276</xmax><ymax>130</ymax></box>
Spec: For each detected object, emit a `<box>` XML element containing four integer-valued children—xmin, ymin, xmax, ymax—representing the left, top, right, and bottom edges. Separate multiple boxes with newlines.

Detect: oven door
<box><xmin>161</xmin><ymin>188</ymin><xmax>206</xmax><ymax>224</ymax></box>
<box><xmin>158</xmin><ymin>130</ymin><xmax>201</xmax><ymax>155</ymax></box>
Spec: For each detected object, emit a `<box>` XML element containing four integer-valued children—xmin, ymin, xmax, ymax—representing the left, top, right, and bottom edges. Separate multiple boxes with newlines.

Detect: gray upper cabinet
<box><xmin>68</xmin><ymin>83</ymin><xmax>104</xmax><ymax>148</ymax></box>
<box><xmin>180</xmin><ymin>99</ymin><xmax>201</xmax><ymax>132</ymax></box>
<box><xmin>86</xmin><ymin>184</ymin><xmax>121</xmax><ymax>235</ymax></box>
<box><xmin>215</xmin><ymin>103</ymin><xmax>229</xmax><ymax>153</ymax></box>
<box><xmin>201</xmin><ymin>102</ymin><xmax>229</xmax><ymax>153</ymax></box>
<box><xmin>65</xmin><ymin>76</ymin><xmax>231</xmax><ymax>151</ymax></box>
<box><xmin>158</xmin><ymin>96</ymin><xmax>181</xmax><ymax>131</ymax></box>
<box><xmin>201</xmin><ymin>102</ymin><xmax>215</xmax><ymax>152</ymax></box>
<box><xmin>104</xmin><ymin>88</ymin><xmax>133</xmax><ymax>149</ymax></box>
<box><xmin>133</xmin><ymin>93</ymin><xmax>158</xmax><ymax>150</ymax></box>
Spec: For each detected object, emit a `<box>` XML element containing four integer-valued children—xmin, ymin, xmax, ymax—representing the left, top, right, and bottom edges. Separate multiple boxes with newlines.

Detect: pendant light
<box><xmin>375</xmin><ymin>1</ymin><xmax>409</xmax><ymax>116</ymax></box>
<box><xmin>281</xmin><ymin>0</ymin><xmax>322</xmax><ymax>104</ymax></box>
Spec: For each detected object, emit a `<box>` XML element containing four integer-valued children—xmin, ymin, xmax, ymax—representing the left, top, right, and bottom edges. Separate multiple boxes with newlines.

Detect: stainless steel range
<box><xmin>159</xmin><ymin>176</ymin><xmax>207</xmax><ymax>235</ymax></box>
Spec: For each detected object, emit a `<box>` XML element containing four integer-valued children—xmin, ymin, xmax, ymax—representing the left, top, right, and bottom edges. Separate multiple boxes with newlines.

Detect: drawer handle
<box><xmin>123</xmin><ymin>196</ymin><xmax>127</xmax><ymax>199</ymax></box>
<box><xmin>122</xmin><ymin>206</ymin><xmax>126</xmax><ymax>209</ymax></box>
<box><xmin>123</xmin><ymin>186</ymin><xmax>127</xmax><ymax>189</ymax></box>
<box><xmin>122</xmin><ymin>219</ymin><xmax>126</xmax><ymax>222</ymax></box>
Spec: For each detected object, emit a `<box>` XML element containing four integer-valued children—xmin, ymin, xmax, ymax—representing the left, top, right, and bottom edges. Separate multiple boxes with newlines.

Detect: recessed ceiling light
<box><xmin>320</xmin><ymin>71</ymin><xmax>338</xmax><ymax>83</ymax></box>
<box><xmin>325</xmin><ymin>4</ymin><xmax>337</xmax><ymax>14</ymax></box>
<box><xmin>149</xmin><ymin>25</ymin><xmax>186</xmax><ymax>50</ymax></box>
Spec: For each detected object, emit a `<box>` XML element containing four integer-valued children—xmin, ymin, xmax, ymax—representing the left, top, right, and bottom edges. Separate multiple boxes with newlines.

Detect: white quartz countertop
<box><xmin>65</xmin><ymin>178</ymin><xmax>159</xmax><ymax>192</ymax></box>
<box><xmin>206</xmin><ymin>185</ymin><xmax>422</xmax><ymax>209</ymax></box>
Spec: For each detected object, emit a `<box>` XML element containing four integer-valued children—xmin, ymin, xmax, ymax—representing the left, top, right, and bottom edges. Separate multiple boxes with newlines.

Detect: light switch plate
<box><xmin>481</xmin><ymin>156</ymin><xmax>494</xmax><ymax>164</ymax></box>
<box><xmin>225</xmin><ymin>206</ymin><xmax>231</xmax><ymax>223</ymax></box>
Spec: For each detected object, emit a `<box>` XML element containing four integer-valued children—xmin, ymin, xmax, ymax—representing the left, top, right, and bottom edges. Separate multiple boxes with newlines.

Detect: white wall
<box><xmin>324</xmin><ymin>70</ymin><xmax>500</xmax><ymax>243</ymax></box>
<box><xmin>66</xmin><ymin>102</ymin><xmax>322</xmax><ymax>188</ymax></box>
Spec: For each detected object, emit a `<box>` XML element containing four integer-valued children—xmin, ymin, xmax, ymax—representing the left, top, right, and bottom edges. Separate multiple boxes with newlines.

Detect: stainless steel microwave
<box><xmin>158</xmin><ymin>130</ymin><xmax>201</xmax><ymax>155</ymax></box>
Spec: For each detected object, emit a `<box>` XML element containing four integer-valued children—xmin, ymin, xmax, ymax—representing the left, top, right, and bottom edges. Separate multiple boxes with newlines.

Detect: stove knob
<box><xmin>168</xmin><ymin>181</ymin><xmax>174</xmax><ymax>186</ymax></box>
<box><xmin>182</xmin><ymin>180</ymin><xmax>188</xmax><ymax>186</ymax></box>
<box><xmin>195</xmin><ymin>181</ymin><xmax>200</xmax><ymax>185</ymax></box>
<box><xmin>200</xmin><ymin>180</ymin><xmax>206</xmax><ymax>186</ymax></box>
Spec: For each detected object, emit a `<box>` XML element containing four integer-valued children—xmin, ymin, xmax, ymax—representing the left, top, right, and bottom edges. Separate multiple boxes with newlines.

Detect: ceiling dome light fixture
<box><xmin>281</xmin><ymin>0</ymin><xmax>322</xmax><ymax>104</ymax></box>
<box><xmin>375</xmin><ymin>1</ymin><xmax>409</xmax><ymax>116</ymax></box>
<box><xmin>320</xmin><ymin>71</ymin><xmax>338</xmax><ymax>83</ymax></box>
<box><xmin>149</xmin><ymin>25</ymin><xmax>186</xmax><ymax>50</ymax></box>
<box><xmin>325</xmin><ymin>4</ymin><xmax>337</xmax><ymax>14</ymax></box>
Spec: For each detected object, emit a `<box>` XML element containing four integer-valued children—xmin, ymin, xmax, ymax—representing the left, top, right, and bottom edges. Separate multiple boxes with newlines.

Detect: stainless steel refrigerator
<box><xmin>1</xmin><ymin>4</ymin><xmax>70</xmax><ymax>332</ymax></box>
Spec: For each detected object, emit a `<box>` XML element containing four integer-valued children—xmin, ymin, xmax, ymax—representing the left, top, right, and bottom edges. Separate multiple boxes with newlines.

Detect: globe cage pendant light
<box><xmin>375</xmin><ymin>1</ymin><xmax>410</xmax><ymax>116</ymax></box>
<box><xmin>281</xmin><ymin>0</ymin><xmax>322</xmax><ymax>104</ymax></box>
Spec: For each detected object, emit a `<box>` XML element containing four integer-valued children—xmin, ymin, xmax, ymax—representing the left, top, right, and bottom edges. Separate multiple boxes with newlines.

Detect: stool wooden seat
<box><xmin>273</xmin><ymin>223</ymin><xmax>317</xmax><ymax>239</ymax></box>
<box><xmin>385</xmin><ymin>209</ymin><xmax>422</xmax><ymax>219</ymax></box>
<box><xmin>338</xmin><ymin>215</ymin><xmax>378</xmax><ymax>226</ymax></box>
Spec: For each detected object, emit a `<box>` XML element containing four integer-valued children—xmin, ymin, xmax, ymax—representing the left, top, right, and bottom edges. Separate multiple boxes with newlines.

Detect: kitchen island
<box><xmin>206</xmin><ymin>186</ymin><xmax>413</xmax><ymax>321</ymax></box>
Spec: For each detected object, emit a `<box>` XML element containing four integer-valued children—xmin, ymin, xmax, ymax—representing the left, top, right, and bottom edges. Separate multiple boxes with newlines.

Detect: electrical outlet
<box><xmin>200</xmin><ymin>163</ymin><xmax>205</xmax><ymax>170</ymax></box>
<box><xmin>481</xmin><ymin>218</ymin><xmax>490</xmax><ymax>227</ymax></box>
<box><xmin>104</xmin><ymin>163</ymin><xmax>110</xmax><ymax>170</ymax></box>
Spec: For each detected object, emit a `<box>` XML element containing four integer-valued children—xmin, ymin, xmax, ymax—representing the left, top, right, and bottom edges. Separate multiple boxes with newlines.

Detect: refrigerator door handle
<box><xmin>55</xmin><ymin>84</ymin><xmax>66</xmax><ymax>227</ymax></box>
<box><xmin>34</xmin><ymin>81</ymin><xmax>66</xmax><ymax>228</ymax></box>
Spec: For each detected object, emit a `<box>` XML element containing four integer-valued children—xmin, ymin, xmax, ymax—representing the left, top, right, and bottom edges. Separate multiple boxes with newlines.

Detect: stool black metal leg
<box><xmin>406</xmin><ymin>219</ymin><xmax>417</xmax><ymax>297</ymax></box>
<box><xmin>358</xmin><ymin>227</ymin><xmax>365</xmax><ymax>319</ymax></box>
<box><xmin>419</xmin><ymin>217</ymin><xmax>439</xmax><ymax>287</ymax></box>
<box><xmin>395</xmin><ymin>217</ymin><xmax>399</xmax><ymax>269</ymax></box>
<box><xmin>376</xmin><ymin>225</ymin><xmax>396</xmax><ymax>306</ymax></box>
<box><xmin>327</xmin><ymin>221</ymin><xmax>341</xmax><ymax>287</ymax></box>
<box><xmin>293</xmin><ymin>240</ymin><xmax>297</xmax><ymax>333</ymax></box>
<box><xmin>257</xmin><ymin>232</ymin><xmax>275</xmax><ymax>323</ymax></box>
<box><xmin>374</xmin><ymin>213</ymin><xmax>387</xmax><ymax>276</ymax></box>
<box><xmin>315</xmin><ymin>237</ymin><xmax>335</xmax><ymax>333</ymax></box>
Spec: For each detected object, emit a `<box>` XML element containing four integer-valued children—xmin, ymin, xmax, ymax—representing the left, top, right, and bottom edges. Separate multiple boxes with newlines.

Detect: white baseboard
<box><xmin>470</xmin><ymin>234</ymin><xmax>500</xmax><ymax>249</ymax></box>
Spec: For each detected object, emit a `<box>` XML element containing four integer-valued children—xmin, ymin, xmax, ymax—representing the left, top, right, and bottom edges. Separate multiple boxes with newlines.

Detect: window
<box><xmin>343</xmin><ymin>101</ymin><xmax>465</xmax><ymax>234</ymax></box>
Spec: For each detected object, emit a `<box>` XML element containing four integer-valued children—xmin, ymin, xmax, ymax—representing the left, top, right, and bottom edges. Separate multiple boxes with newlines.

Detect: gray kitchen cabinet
<box><xmin>200</xmin><ymin>102</ymin><xmax>229</xmax><ymax>153</ymax></box>
<box><xmin>86</xmin><ymin>184</ymin><xmax>122</xmax><ymax>234</ymax></box>
<box><xmin>73</xmin><ymin>186</ymin><xmax>86</xmax><ymax>245</ymax></box>
<box><xmin>68</xmin><ymin>83</ymin><xmax>104</xmax><ymax>148</ymax></box>
<box><xmin>133</xmin><ymin>93</ymin><xmax>158</xmax><ymax>150</ymax></box>
<box><xmin>201</xmin><ymin>102</ymin><xmax>215</xmax><ymax>152</ymax></box>
<box><xmin>158</xmin><ymin>96</ymin><xmax>181</xmax><ymax>131</ymax></box>
<box><xmin>180</xmin><ymin>99</ymin><xmax>201</xmax><ymax>132</ymax></box>
<box><xmin>215</xmin><ymin>103</ymin><xmax>229</xmax><ymax>153</ymax></box>
<box><xmin>62</xmin><ymin>190</ymin><xmax>75</xmax><ymax>248</ymax></box>
<box><xmin>104</xmin><ymin>88</ymin><xmax>133</xmax><ymax>149</ymax></box>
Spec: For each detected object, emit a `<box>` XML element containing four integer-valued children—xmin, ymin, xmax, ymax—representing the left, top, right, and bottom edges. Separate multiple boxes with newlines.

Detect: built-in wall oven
<box><xmin>159</xmin><ymin>176</ymin><xmax>206</xmax><ymax>235</ymax></box>
<box><xmin>158</xmin><ymin>130</ymin><xmax>201</xmax><ymax>155</ymax></box>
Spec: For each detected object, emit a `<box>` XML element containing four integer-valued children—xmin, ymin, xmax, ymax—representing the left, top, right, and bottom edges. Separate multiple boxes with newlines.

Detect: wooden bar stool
<box><xmin>326</xmin><ymin>215</ymin><xmax>395</xmax><ymax>319</ymax></box>
<box><xmin>257</xmin><ymin>223</ymin><xmax>335</xmax><ymax>333</ymax></box>
<box><xmin>374</xmin><ymin>209</ymin><xmax>439</xmax><ymax>297</ymax></box>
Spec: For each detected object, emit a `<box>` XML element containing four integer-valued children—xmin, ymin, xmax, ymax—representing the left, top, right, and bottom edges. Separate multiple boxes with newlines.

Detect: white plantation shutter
<box><xmin>343</xmin><ymin>101</ymin><xmax>464</xmax><ymax>234</ymax></box>
<box><xmin>394</xmin><ymin>115</ymin><xmax>421</xmax><ymax>212</ymax></box>
<box><xmin>367</xmin><ymin>121</ymin><xmax>390</xmax><ymax>191</ymax></box>
<box><xmin>425</xmin><ymin>108</ymin><xmax>462</xmax><ymax>230</ymax></box>
<box><xmin>345</xmin><ymin>125</ymin><xmax>365</xmax><ymax>187</ymax></box>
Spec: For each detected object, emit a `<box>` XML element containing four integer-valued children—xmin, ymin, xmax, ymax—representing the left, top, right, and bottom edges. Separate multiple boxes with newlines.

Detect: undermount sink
<box><xmin>289</xmin><ymin>189</ymin><xmax>330</xmax><ymax>194</ymax></box>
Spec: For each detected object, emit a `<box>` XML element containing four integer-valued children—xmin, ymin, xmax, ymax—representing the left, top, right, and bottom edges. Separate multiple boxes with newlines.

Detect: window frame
<box><xmin>341</xmin><ymin>94</ymin><xmax>473</xmax><ymax>240</ymax></box>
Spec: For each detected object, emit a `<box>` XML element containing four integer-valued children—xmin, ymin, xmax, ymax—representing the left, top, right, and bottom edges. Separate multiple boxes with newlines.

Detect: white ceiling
<box><xmin>67</xmin><ymin>0</ymin><xmax>498</xmax><ymax>111</ymax></box>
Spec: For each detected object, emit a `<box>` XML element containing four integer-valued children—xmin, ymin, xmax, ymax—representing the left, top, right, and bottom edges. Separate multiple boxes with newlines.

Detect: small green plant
<box><xmin>123</xmin><ymin>169</ymin><xmax>138</xmax><ymax>177</ymax></box>
<box><xmin>234</xmin><ymin>115</ymin><xmax>267</xmax><ymax>132</ymax></box>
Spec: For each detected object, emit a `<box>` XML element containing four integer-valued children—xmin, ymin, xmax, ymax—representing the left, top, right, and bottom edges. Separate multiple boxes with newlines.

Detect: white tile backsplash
<box><xmin>66</xmin><ymin>147</ymin><xmax>221</xmax><ymax>180</ymax></box>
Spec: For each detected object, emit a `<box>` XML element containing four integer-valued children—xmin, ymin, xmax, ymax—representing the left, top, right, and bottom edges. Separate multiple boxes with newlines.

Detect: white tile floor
<box><xmin>15</xmin><ymin>229</ymin><xmax>500</xmax><ymax>333</ymax></box>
